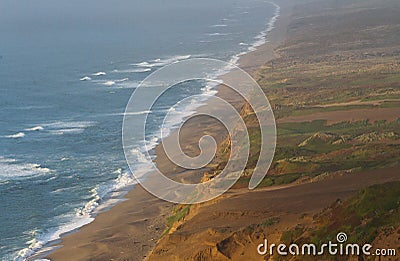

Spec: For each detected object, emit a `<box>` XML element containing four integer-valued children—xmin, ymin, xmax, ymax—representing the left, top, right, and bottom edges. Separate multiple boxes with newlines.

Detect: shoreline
<box><xmin>41</xmin><ymin>1</ymin><xmax>295</xmax><ymax>260</ymax></box>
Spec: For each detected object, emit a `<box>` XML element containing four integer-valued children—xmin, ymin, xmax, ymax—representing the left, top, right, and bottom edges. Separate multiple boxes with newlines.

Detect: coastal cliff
<box><xmin>148</xmin><ymin>0</ymin><xmax>400</xmax><ymax>259</ymax></box>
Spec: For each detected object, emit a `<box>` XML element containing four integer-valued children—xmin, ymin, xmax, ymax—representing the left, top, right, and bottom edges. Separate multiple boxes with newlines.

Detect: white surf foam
<box><xmin>0</xmin><ymin>157</ymin><xmax>51</xmax><ymax>181</ymax></box>
<box><xmin>113</xmin><ymin>68</ymin><xmax>152</xmax><ymax>73</ymax></box>
<box><xmin>112</xmin><ymin>80</ymin><xmax>140</xmax><ymax>89</ymax></box>
<box><xmin>123</xmin><ymin>110</ymin><xmax>152</xmax><ymax>116</ymax></box>
<box><xmin>224</xmin><ymin>2</ymin><xmax>281</xmax><ymax>69</ymax></box>
<box><xmin>115</xmin><ymin>78</ymin><xmax>129</xmax><ymax>83</ymax></box>
<box><xmin>221</xmin><ymin>18</ymin><xmax>236</xmax><ymax>22</ymax></box>
<box><xmin>16</xmin><ymin>215</ymin><xmax>94</xmax><ymax>261</ymax></box>
<box><xmin>131</xmin><ymin>61</ymin><xmax>153</xmax><ymax>67</ymax></box>
<box><xmin>103</xmin><ymin>110</ymin><xmax>167</xmax><ymax>117</ymax></box>
<box><xmin>24</xmin><ymin>126</ymin><xmax>44</xmax><ymax>132</ymax></box>
<box><xmin>44</xmin><ymin>121</ymin><xmax>95</xmax><ymax>129</ymax></box>
<box><xmin>103</xmin><ymin>80</ymin><xmax>116</xmax><ymax>86</ymax></box>
<box><xmin>207</xmin><ymin>32</ymin><xmax>230</xmax><ymax>36</ymax></box>
<box><xmin>248</xmin><ymin>2</ymin><xmax>280</xmax><ymax>52</ymax></box>
<box><xmin>92</xmin><ymin>72</ymin><xmax>106</xmax><ymax>76</ymax></box>
<box><xmin>16</xmin><ymin>164</ymin><xmax>140</xmax><ymax>261</ymax></box>
<box><xmin>98</xmin><ymin>78</ymin><xmax>133</xmax><ymax>88</ymax></box>
<box><xmin>80</xmin><ymin>76</ymin><xmax>92</xmax><ymax>81</ymax></box>
<box><xmin>48</xmin><ymin>128</ymin><xmax>85</xmax><ymax>135</ymax></box>
<box><xmin>132</xmin><ymin>55</ymin><xmax>192</xmax><ymax>68</ymax></box>
<box><xmin>43</xmin><ymin>121</ymin><xmax>95</xmax><ymax>136</ymax></box>
<box><xmin>5</xmin><ymin>132</ymin><xmax>25</xmax><ymax>139</ymax></box>
<box><xmin>76</xmin><ymin>161</ymin><xmax>152</xmax><ymax>222</ymax></box>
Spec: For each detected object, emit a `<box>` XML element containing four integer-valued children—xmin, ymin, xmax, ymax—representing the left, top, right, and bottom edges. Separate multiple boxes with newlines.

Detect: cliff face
<box><xmin>278</xmin><ymin>182</ymin><xmax>400</xmax><ymax>260</ymax></box>
<box><xmin>148</xmin><ymin>167</ymin><xmax>400</xmax><ymax>261</ymax></box>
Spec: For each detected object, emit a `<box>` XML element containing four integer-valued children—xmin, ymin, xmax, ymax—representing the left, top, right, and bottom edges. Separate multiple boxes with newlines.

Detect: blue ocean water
<box><xmin>0</xmin><ymin>0</ymin><xmax>278</xmax><ymax>259</ymax></box>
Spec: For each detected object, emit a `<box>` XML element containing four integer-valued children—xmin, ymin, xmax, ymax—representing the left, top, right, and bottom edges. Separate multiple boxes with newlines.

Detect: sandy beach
<box><xmin>43</xmin><ymin>0</ymin><xmax>400</xmax><ymax>259</ymax></box>
<box><xmin>44</xmin><ymin>1</ymin><xmax>297</xmax><ymax>260</ymax></box>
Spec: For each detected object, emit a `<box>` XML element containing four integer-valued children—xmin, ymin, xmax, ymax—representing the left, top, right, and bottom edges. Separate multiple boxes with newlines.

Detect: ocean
<box><xmin>0</xmin><ymin>0</ymin><xmax>278</xmax><ymax>259</ymax></box>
